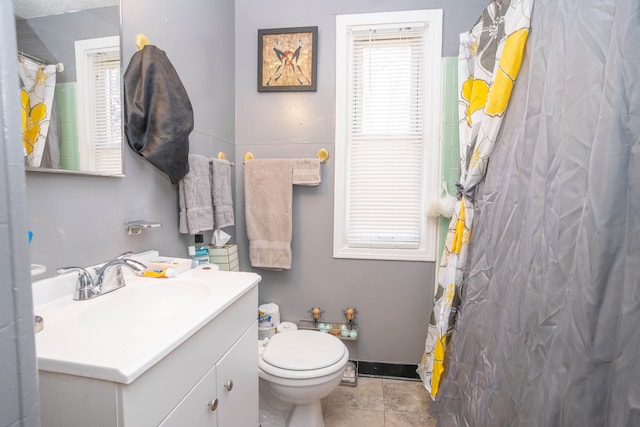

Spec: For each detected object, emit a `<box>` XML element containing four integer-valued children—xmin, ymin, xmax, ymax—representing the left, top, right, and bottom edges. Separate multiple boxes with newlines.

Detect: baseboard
<box><xmin>357</xmin><ymin>361</ymin><xmax>420</xmax><ymax>380</ymax></box>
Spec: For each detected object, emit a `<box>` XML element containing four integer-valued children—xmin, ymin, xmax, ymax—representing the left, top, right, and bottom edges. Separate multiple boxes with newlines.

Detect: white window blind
<box><xmin>348</xmin><ymin>26</ymin><xmax>425</xmax><ymax>249</ymax></box>
<box><xmin>334</xmin><ymin>11</ymin><xmax>442</xmax><ymax>261</ymax></box>
<box><xmin>75</xmin><ymin>36</ymin><xmax>122</xmax><ymax>175</ymax></box>
<box><xmin>87</xmin><ymin>49</ymin><xmax>122</xmax><ymax>174</ymax></box>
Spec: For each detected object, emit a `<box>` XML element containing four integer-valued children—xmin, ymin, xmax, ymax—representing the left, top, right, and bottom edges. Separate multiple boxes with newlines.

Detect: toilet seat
<box><xmin>259</xmin><ymin>330</ymin><xmax>347</xmax><ymax>380</ymax></box>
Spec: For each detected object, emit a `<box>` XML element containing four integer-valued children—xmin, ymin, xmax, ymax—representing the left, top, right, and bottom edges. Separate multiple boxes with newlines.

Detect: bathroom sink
<box><xmin>77</xmin><ymin>278</ymin><xmax>213</xmax><ymax>328</ymax></box>
<box><xmin>32</xmin><ymin>253</ymin><xmax>261</xmax><ymax>384</ymax></box>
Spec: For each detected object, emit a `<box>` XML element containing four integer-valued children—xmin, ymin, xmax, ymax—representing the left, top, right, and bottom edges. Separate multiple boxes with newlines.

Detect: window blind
<box><xmin>87</xmin><ymin>49</ymin><xmax>121</xmax><ymax>174</ymax></box>
<box><xmin>346</xmin><ymin>26</ymin><xmax>426</xmax><ymax>249</ymax></box>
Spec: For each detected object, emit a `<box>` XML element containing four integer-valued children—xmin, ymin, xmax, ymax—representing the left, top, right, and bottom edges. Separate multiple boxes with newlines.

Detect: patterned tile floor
<box><xmin>322</xmin><ymin>377</ymin><xmax>436</xmax><ymax>427</ymax></box>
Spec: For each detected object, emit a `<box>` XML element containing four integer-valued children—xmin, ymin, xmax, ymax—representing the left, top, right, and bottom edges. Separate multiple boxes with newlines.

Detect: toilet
<box><xmin>258</xmin><ymin>329</ymin><xmax>349</xmax><ymax>427</ymax></box>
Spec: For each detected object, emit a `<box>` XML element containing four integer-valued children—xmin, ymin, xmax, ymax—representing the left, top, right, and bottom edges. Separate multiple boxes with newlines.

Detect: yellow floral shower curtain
<box><xmin>418</xmin><ymin>0</ymin><xmax>533</xmax><ymax>398</ymax></box>
<box><xmin>19</xmin><ymin>57</ymin><xmax>57</xmax><ymax>167</ymax></box>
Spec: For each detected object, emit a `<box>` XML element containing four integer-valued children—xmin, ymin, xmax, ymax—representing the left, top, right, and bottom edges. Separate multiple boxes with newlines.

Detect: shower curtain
<box><xmin>418</xmin><ymin>0</ymin><xmax>533</xmax><ymax>398</ymax></box>
<box><xmin>429</xmin><ymin>0</ymin><xmax>640</xmax><ymax>426</ymax></box>
<box><xmin>19</xmin><ymin>57</ymin><xmax>56</xmax><ymax>168</ymax></box>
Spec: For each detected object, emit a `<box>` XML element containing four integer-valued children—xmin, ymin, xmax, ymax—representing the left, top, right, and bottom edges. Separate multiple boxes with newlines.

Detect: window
<box><xmin>75</xmin><ymin>36</ymin><xmax>122</xmax><ymax>175</ymax></box>
<box><xmin>334</xmin><ymin>10</ymin><xmax>442</xmax><ymax>261</ymax></box>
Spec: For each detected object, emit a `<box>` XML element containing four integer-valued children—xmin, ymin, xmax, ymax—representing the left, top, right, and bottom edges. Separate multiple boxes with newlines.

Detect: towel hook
<box><xmin>243</xmin><ymin>152</ymin><xmax>254</xmax><ymax>162</ymax></box>
<box><xmin>136</xmin><ymin>34</ymin><xmax>151</xmax><ymax>50</ymax></box>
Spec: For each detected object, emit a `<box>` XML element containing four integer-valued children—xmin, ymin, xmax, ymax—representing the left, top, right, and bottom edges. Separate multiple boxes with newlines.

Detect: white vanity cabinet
<box><xmin>36</xmin><ymin>268</ymin><xmax>260</xmax><ymax>427</ymax></box>
<box><xmin>161</xmin><ymin>323</ymin><xmax>257</xmax><ymax>426</ymax></box>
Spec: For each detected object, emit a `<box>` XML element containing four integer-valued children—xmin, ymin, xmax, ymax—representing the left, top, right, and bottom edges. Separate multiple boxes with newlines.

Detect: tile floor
<box><xmin>322</xmin><ymin>376</ymin><xmax>436</xmax><ymax>427</ymax></box>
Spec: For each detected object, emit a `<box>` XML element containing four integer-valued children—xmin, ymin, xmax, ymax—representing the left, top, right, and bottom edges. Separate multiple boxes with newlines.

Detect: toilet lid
<box><xmin>261</xmin><ymin>330</ymin><xmax>346</xmax><ymax>371</ymax></box>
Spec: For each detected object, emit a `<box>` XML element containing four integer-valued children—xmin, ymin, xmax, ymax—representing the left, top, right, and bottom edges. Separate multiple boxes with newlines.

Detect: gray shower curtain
<box><xmin>431</xmin><ymin>0</ymin><xmax>640</xmax><ymax>426</ymax></box>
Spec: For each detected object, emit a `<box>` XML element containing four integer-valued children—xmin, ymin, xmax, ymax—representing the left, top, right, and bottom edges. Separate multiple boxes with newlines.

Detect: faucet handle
<box><xmin>115</xmin><ymin>251</ymin><xmax>135</xmax><ymax>259</ymax></box>
<box><xmin>121</xmin><ymin>258</ymin><xmax>147</xmax><ymax>272</ymax></box>
<box><xmin>56</xmin><ymin>267</ymin><xmax>98</xmax><ymax>301</ymax></box>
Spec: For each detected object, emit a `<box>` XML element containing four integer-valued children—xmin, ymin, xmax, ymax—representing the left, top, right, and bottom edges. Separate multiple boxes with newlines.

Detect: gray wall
<box><xmin>1</xmin><ymin>2</ymin><xmax>40</xmax><ymax>425</ymax></box>
<box><xmin>26</xmin><ymin>0</ymin><xmax>236</xmax><ymax>275</ymax></box>
<box><xmin>16</xmin><ymin>7</ymin><xmax>119</xmax><ymax>83</ymax></box>
<box><xmin>9</xmin><ymin>1</ymin><xmax>235</xmax><ymax>422</ymax></box>
<box><xmin>18</xmin><ymin>2</ymin><xmax>488</xmax><ymax>414</ymax></box>
<box><xmin>3</xmin><ymin>0</ymin><xmax>488</xmax><ymax>423</ymax></box>
<box><xmin>234</xmin><ymin>0</ymin><xmax>486</xmax><ymax>364</ymax></box>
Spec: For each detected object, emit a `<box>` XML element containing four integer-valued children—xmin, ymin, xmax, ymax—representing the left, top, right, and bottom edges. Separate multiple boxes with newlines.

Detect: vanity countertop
<box><xmin>33</xmin><ymin>262</ymin><xmax>260</xmax><ymax>384</ymax></box>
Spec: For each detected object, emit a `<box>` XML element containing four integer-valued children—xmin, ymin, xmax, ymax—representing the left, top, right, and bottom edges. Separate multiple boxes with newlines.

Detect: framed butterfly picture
<box><xmin>258</xmin><ymin>26</ymin><xmax>318</xmax><ymax>92</ymax></box>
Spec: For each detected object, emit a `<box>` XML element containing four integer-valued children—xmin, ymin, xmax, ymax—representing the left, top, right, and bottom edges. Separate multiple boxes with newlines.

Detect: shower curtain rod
<box><xmin>18</xmin><ymin>52</ymin><xmax>64</xmax><ymax>72</ymax></box>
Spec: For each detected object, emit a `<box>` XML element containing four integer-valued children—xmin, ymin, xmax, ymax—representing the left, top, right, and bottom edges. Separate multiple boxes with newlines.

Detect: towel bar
<box><xmin>242</xmin><ymin>148</ymin><xmax>330</xmax><ymax>163</ymax></box>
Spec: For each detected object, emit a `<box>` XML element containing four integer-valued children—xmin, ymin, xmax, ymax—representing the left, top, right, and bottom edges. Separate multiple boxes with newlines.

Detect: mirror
<box><xmin>14</xmin><ymin>0</ymin><xmax>123</xmax><ymax>176</ymax></box>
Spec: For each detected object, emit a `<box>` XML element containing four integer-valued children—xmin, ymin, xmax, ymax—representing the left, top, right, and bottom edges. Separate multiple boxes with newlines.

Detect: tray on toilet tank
<box><xmin>296</xmin><ymin>320</ymin><xmax>359</xmax><ymax>340</ymax></box>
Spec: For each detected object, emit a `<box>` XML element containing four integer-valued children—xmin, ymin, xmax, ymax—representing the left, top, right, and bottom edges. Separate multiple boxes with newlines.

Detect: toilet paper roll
<box><xmin>258</xmin><ymin>303</ymin><xmax>280</xmax><ymax>328</ymax></box>
<box><xmin>277</xmin><ymin>321</ymin><xmax>298</xmax><ymax>333</ymax></box>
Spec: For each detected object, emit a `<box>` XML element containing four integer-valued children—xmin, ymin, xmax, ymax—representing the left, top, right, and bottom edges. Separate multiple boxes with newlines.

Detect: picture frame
<box><xmin>258</xmin><ymin>26</ymin><xmax>318</xmax><ymax>92</ymax></box>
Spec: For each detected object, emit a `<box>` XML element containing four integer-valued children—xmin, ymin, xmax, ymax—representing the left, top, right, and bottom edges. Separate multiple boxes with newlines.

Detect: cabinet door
<box><xmin>216</xmin><ymin>322</ymin><xmax>258</xmax><ymax>426</ymax></box>
<box><xmin>160</xmin><ymin>365</ymin><xmax>218</xmax><ymax>427</ymax></box>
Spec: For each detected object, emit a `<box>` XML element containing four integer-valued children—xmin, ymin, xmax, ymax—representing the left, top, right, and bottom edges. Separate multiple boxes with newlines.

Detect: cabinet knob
<box><xmin>207</xmin><ymin>398</ymin><xmax>218</xmax><ymax>412</ymax></box>
<box><xmin>224</xmin><ymin>380</ymin><xmax>234</xmax><ymax>392</ymax></box>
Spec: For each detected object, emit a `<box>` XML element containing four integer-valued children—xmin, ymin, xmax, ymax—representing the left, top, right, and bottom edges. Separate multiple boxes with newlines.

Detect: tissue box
<box><xmin>208</xmin><ymin>244</ymin><xmax>239</xmax><ymax>271</ymax></box>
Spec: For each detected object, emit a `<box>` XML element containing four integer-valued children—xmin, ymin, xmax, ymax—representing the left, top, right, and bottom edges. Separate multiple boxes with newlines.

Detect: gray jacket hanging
<box><xmin>123</xmin><ymin>45</ymin><xmax>193</xmax><ymax>184</ymax></box>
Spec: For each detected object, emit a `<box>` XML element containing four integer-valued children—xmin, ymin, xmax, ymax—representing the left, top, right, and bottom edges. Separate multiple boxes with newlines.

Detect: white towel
<box><xmin>210</xmin><ymin>158</ymin><xmax>235</xmax><ymax>228</ymax></box>
<box><xmin>292</xmin><ymin>158</ymin><xmax>321</xmax><ymax>186</ymax></box>
<box><xmin>178</xmin><ymin>154</ymin><xmax>214</xmax><ymax>234</ymax></box>
<box><xmin>244</xmin><ymin>159</ymin><xmax>294</xmax><ymax>270</ymax></box>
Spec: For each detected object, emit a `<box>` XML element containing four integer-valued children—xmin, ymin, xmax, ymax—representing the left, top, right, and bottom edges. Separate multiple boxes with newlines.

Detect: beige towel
<box><xmin>178</xmin><ymin>154</ymin><xmax>214</xmax><ymax>234</ymax></box>
<box><xmin>292</xmin><ymin>158</ymin><xmax>321</xmax><ymax>186</ymax></box>
<box><xmin>244</xmin><ymin>159</ymin><xmax>294</xmax><ymax>269</ymax></box>
<box><xmin>210</xmin><ymin>158</ymin><xmax>234</xmax><ymax>228</ymax></box>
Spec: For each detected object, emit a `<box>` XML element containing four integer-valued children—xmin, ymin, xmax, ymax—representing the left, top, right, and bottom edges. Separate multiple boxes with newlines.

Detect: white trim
<box><xmin>333</xmin><ymin>10</ymin><xmax>442</xmax><ymax>262</ymax></box>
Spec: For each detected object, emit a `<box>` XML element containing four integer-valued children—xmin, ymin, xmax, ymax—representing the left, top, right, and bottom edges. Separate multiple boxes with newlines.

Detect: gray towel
<box><xmin>179</xmin><ymin>154</ymin><xmax>214</xmax><ymax>234</ymax></box>
<box><xmin>210</xmin><ymin>158</ymin><xmax>234</xmax><ymax>228</ymax></box>
<box><xmin>244</xmin><ymin>159</ymin><xmax>294</xmax><ymax>270</ymax></box>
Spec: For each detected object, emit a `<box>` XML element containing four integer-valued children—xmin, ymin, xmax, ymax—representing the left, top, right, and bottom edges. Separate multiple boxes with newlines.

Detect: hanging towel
<box><xmin>292</xmin><ymin>158</ymin><xmax>321</xmax><ymax>186</ymax></box>
<box><xmin>123</xmin><ymin>45</ymin><xmax>193</xmax><ymax>184</ymax></box>
<box><xmin>210</xmin><ymin>158</ymin><xmax>235</xmax><ymax>228</ymax></box>
<box><xmin>179</xmin><ymin>154</ymin><xmax>214</xmax><ymax>234</ymax></box>
<box><xmin>244</xmin><ymin>159</ymin><xmax>294</xmax><ymax>270</ymax></box>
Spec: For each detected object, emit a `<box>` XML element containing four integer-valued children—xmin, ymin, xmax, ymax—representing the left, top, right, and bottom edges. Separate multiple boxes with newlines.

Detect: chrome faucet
<box><xmin>57</xmin><ymin>253</ymin><xmax>147</xmax><ymax>301</ymax></box>
<box><xmin>95</xmin><ymin>257</ymin><xmax>147</xmax><ymax>294</ymax></box>
<box><xmin>55</xmin><ymin>266</ymin><xmax>98</xmax><ymax>300</ymax></box>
